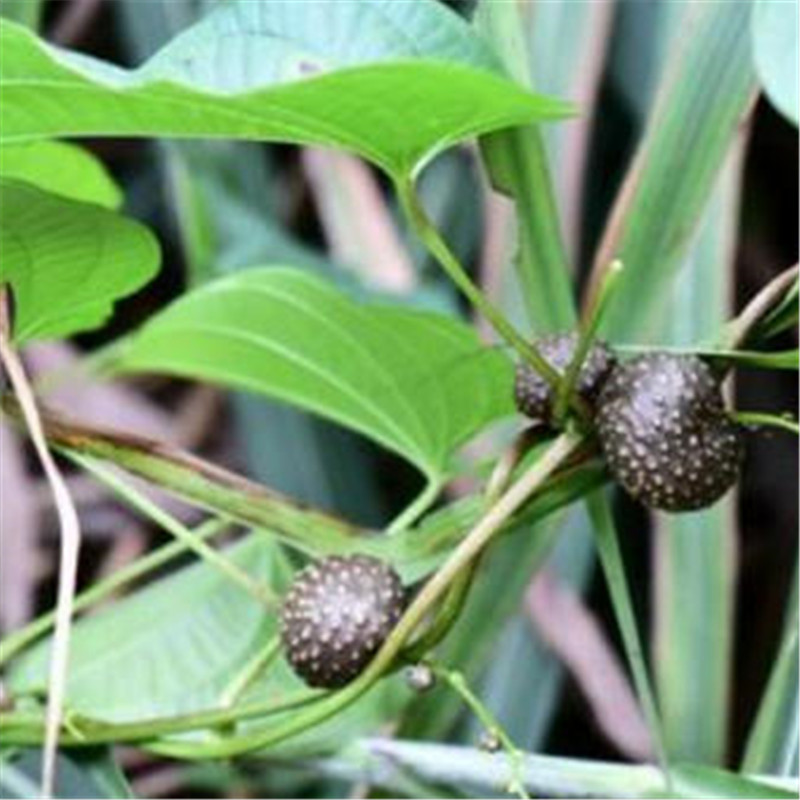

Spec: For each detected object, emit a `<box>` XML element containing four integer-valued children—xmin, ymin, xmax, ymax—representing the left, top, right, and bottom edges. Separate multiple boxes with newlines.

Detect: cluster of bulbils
<box><xmin>281</xmin><ymin>335</ymin><xmax>744</xmax><ymax>689</ymax></box>
<box><xmin>514</xmin><ymin>333</ymin><xmax>744</xmax><ymax>512</ymax></box>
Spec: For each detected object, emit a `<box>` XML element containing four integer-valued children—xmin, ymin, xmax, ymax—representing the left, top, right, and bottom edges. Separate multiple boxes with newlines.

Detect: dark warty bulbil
<box><xmin>595</xmin><ymin>353</ymin><xmax>743</xmax><ymax>512</ymax></box>
<box><xmin>514</xmin><ymin>332</ymin><xmax>616</xmax><ymax>423</ymax></box>
<box><xmin>280</xmin><ymin>554</ymin><xmax>406</xmax><ymax>689</ymax></box>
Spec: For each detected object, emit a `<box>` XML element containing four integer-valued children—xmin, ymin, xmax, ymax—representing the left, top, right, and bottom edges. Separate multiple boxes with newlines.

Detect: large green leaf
<box><xmin>115</xmin><ymin>0</ymin><xmax>387</xmax><ymax>526</ymax></box>
<box><xmin>0</xmin><ymin>141</ymin><xmax>121</xmax><ymax>208</ymax></box>
<box><xmin>593</xmin><ymin>1</ymin><xmax>757</xmax><ymax>341</ymax></box>
<box><xmin>752</xmin><ymin>0</ymin><xmax>799</xmax><ymax>126</ymax></box>
<box><xmin>0</xmin><ymin>179</ymin><xmax>159</xmax><ymax>343</ymax></box>
<box><xmin>0</xmin><ymin>1</ymin><xmax>571</xmax><ymax>179</ymax></box>
<box><xmin>8</xmin><ymin>535</ymin><xmax>289</xmax><ymax>722</ymax></box>
<box><xmin>6</xmin><ymin>533</ymin><xmax>410</xmax><ymax>758</ymax></box>
<box><xmin>116</xmin><ymin>267</ymin><xmax>514</xmax><ymax>482</ymax></box>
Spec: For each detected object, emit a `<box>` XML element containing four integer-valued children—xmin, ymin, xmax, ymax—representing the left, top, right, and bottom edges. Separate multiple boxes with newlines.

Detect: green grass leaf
<box><xmin>316</xmin><ymin>739</ymin><xmax>799</xmax><ymax>799</ymax></box>
<box><xmin>470</xmin><ymin>0</ymin><xmax>609</xmax><ymax>751</ymax></box>
<box><xmin>399</xmin><ymin>515</ymin><xmax>562</xmax><ymax>741</ymax></box>
<box><xmin>587</xmin><ymin>491</ymin><xmax>671</xmax><ymax>777</ymax></box>
<box><xmin>0</xmin><ymin>1</ymin><xmax>572</xmax><ymax>179</ymax></box>
<box><xmin>671</xmin><ymin>763</ymin><xmax>797</xmax><ymax>799</ymax></box>
<box><xmin>743</xmin><ymin>571</ymin><xmax>799</xmax><ymax>776</ymax></box>
<box><xmin>752</xmin><ymin>0</ymin><xmax>799</xmax><ymax>126</ymax></box>
<box><xmin>751</xmin><ymin>278</ymin><xmax>799</xmax><ymax>343</ymax></box>
<box><xmin>591</xmin><ymin>1</ymin><xmax>757</xmax><ymax>341</ymax></box>
<box><xmin>0</xmin><ymin>141</ymin><xmax>121</xmax><ymax>208</ymax></box>
<box><xmin>474</xmin><ymin>0</ymin><xmax>576</xmax><ymax>334</ymax></box>
<box><xmin>618</xmin><ymin>346</ymin><xmax>800</xmax><ymax>372</ymax></box>
<box><xmin>8</xmin><ymin>396</ymin><xmax>604</xmax><ymax>583</ymax></box>
<box><xmin>116</xmin><ymin>267</ymin><xmax>514</xmax><ymax>483</ymax></box>
<box><xmin>0</xmin><ymin>179</ymin><xmax>159</xmax><ymax>343</ymax></box>
<box><xmin>650</xmin><ymin>145</ymin><xmax>744</xmax><ymax>765</ymax></box>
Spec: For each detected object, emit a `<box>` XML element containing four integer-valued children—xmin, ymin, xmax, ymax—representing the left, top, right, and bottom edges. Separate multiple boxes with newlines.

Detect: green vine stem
<box><xmin>586</xmin><ymin>491</ymin><xmax>672</xmax><ymax>790</ymax></box>
<box><xmin>142</xmin><ymin>431</ymin><xmax>583</xmax><ymax>759</ymax></box>
<box><xmin>732</xmin><ymin>411</ymin><xmax>800</xmax><ymax>436</ymax></box>
<box><xmin>0</xmin><ymin>433</ymin><xmax>581</xmax><ymax>754</ymax></box>
<box><xmin>553</xmin><ymin>259</ymin><xmax>624</xmax><ymax>423</ymax></box>
<box><xmin>401</xmin><ymin>556</ymin><xmax>479</xmax><ymax>663</ymax></box>
<box><xmin>0</xmin><ymin>518</ymin><xmax>228</xmax><ymax>667</ymax></box>
<box><xmin>483</xmin><ymin>427</ymin><xmax>550</xmax><ymax>506</ymax></box>
<box><xmin>430</xmin><ymin>662</ymin><xmax>529</xmax><ymax>799</ymax></box>
<box><xmin>70</xmin><ymin>453</ymin><xmax>275</xmax><ymax>606</ymax></box>
<box><xmin>0</xmin><ymin>687</ymin><xmax>324</xmax><ymax>747</ymax></box>
<box><xmin>387</xmin><ymin>478</ymin><xmax>443</xmax><ymax>534</ymax></box>
<box><xmin>395</xmin><ymin>178</ymin><xmax>592</xmax><ymax>425</ymax></box>
<box><xmin>0</xmin><ymin>434</ymin><xmax>596</xmax><ymax>758</ymax></box>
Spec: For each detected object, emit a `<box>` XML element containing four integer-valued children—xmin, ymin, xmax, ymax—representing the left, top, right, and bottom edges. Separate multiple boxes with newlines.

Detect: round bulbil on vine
<box><xmin>596</xmin><ymin>353</ymin><xmax>743</xmax><ymax>512</ymax></box>
<box><xmin>280</xmin><ymin>554</ymin><xmax>406</xmax><ymax>689</ymax></box>
<box><xmin>514</xmin><ymin>332</ymin><xmax>616</xmax><ymax>422</ymax></box>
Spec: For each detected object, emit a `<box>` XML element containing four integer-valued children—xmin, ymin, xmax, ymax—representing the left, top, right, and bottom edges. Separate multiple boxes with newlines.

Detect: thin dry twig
<box><xmin>724</xmin><ymin>263</ymin><xmax>799</xmax><ymax>349</ymax></box>
<box><xmin>50</xmin><ymin>0</ymin><xmax>105</xmax><ymax>46</ymax></box>
<box><xmin>0</xmin><ymin>288</ymin><xmax>82</xmax><ymax>798</ymax></box>
<box><xmin>0</xmin><ymin>422</ymin><xmax>39</xmax><ymax>629</ymax></box>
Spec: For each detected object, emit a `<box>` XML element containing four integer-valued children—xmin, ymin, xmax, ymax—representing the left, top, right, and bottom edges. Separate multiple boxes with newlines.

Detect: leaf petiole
<box><xmin>395</xmin><ymin>177</ymin><xmax>592</xmax><ymax>425</ymax></box>
<box><xmin>553</xmin><ymin>259</ymin><xmax>624</xmax><ymax>423</ymax></box>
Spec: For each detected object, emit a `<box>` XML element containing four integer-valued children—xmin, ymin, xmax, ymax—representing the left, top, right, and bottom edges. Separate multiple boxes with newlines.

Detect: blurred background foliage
<box><xmin>0</xmin><ymin>0</ymin><xmax>797</xmax><ymax>797</ymax></box>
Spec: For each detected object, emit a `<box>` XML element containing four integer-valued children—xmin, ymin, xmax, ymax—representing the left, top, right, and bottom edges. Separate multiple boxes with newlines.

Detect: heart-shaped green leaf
<box><xmin>0</xmin><ymin>180</ymin><xmax>159</xmax><ymax>343</ymax></box>
<box><xmin>0</xmin><ymin>141</ymin><xmax>121</xmax><ymax>208</ymax></box>
<box><xmin>0</xmin><ymin>0</ymin><xmax>572</xmax><ymax>178</ymax></box>
<box><xmin>116</xmin><ymin>268</ymin><xmax>514</xmax><ymax>482</ymax></box>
